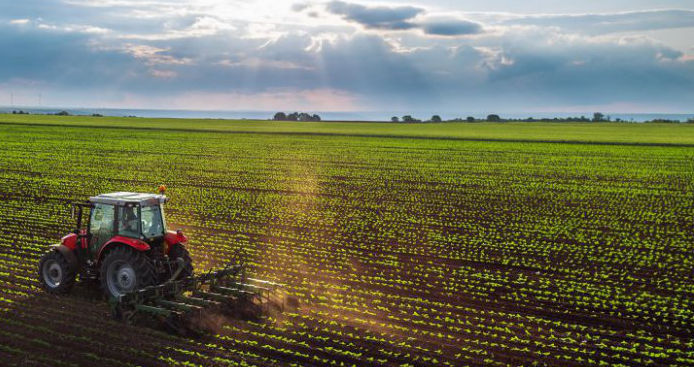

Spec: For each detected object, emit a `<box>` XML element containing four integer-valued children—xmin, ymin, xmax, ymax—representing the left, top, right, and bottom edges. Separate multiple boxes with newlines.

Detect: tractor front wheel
<box><xmin>38</xmin><ymin>250</ymin><xmax>76</xmax><ymax>294</ymax></box>
<box><xmin>100</xmin><ymin>247</ymin><xmax>156</xmax><ymax>299</ymax></box>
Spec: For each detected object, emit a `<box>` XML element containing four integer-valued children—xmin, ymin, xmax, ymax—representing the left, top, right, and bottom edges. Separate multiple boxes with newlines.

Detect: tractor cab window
<box><xmin>89</xmin><ymin>203</ymin><xmax>115</xmax><ymax>255</ymax></box>
<box><xmin>117</xmin><ymin>205</ymin><xmax>140</xmax><ymax>238</ymax></box>
<box><xmin>141</xmin><ymin>205</ymin><xmax>165</xmax><ymax>239</ymax></box>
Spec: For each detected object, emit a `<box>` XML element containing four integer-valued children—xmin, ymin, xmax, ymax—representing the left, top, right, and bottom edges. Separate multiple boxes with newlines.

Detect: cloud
<box><xmin>122</xmin><ymin>44</ymin><xmax>193</xmax><ymax>66</ymax></box>
<box><xmin>503</xmin><ymin>9</ymin><xmax>694</xmax><ymax>34</ymax></box>
<box><xmin>470</xmin><ymin>32</ymin><xmax>694</xmax><ymax>111</ymax></box>
<box><xmin>0</xmin><ymin>22</ymin><xmax>142</xmax><ymax>88</ymax></box>
<box><xmin>37</xmin><ymin>23</ymin><xmax>111</xmax><ymax>34</ymax></box>
<box><xmin>149</xmin><ymin>69</ymin><xmax>177</xmax><ymax>78</ymax></box>
<box><xmin>326</xmin><ymin>1</ymin><xmax>423</xmax><ymax>30</ymax></box>
<box><xmin>321</xmin><ymin>1</ymin><xmax>483</xmax><ymax>37</ymax></box>
<box><xmin>0</xmin><ymin>0</ymin><xmax>692</xmax><ymax>113</ymax></box>
<box><xmin>291</xmin><ymin>3</ymin><xmax>310</xmax><ymax>12</ymax></box>
<box><xmin>420</xmin><ymin>18</ymin><xmax>483</xmax><ymax>36</ymax></box>
<box><xmin>217</xmin><ymin>57</ymin><xmax>314</xmax><ymax>71</ymax></box>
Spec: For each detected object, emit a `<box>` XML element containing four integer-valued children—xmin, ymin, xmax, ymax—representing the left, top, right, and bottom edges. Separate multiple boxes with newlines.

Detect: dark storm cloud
<box><xmin>326</xmin><ymin>1</ymin><xmax>423</xmax><ymax>30</ymax></box>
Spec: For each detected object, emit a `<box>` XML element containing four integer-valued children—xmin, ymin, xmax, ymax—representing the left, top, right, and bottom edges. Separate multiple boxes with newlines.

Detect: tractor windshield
<box><xmin>141</xmin><ymin>205</ymin><xmax>165</xmax><ymax>239</ymax></box>
<box><xmin>117</xmin><ymin>205</ymin><xmax>140</xmax><ymax>239</ymax></box>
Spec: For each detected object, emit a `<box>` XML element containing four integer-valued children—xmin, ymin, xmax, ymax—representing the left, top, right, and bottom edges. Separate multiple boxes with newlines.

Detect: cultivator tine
<box><xmin>246</xmin><ymin>278</ymin><xmax>285</xmax><ymax>288</ymax></box>
<box><xmin>156</xmin><ymin>299</ymin><xmax>203</xmax><ymax>312</ymax></box>
<box><xmin>135</xmin><ymin>304</ymin><xmax>176</xmax><ymax>318</ymax></box>
<box><xmin>177</xmin><ymin>296</ymin><xmax>221</xmax><ymax>308</ymax></box>
<box><xmin>211</xmin><ymin>285</ymin><xmax>259</xmax><ymax>297</ymax></box>
<box><xmin>228</xmin><ymin>283</ymin><xmax>272</xmax><ymax>293</ymax></box>
<box><xmin>195</xmin><ymin>290</ymin><xmax>236</xmax><ymax>303</ymax></box>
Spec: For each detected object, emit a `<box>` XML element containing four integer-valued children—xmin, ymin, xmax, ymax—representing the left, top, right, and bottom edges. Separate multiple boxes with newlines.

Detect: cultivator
<box><xmin>110</xmin><ymin>262</ymin><xmax>284</xmax><ymax>335</ymax></box>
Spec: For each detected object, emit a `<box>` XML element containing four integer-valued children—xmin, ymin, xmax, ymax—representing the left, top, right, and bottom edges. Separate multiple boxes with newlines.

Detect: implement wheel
<box><xmin>100</xmin><ymin>247</ymin><xmax>156</xmax><ymax>299</ymax></box>
<box><xmin>38</xmin><ymin>250</ymin><xmax>76</xmax><ymax>294</ymax></box>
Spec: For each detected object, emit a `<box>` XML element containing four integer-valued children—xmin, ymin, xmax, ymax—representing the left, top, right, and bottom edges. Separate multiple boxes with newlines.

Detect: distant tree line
<box><xmin>9</xmin><ymin>110</ymin><xmax>103</xmax><ymax>117</ymax></box>
<box><xmin>391</xmin><ymin>115</ymin><xmax>445</xmax><ymax>123</ymax></box>
<box><xmin>645</xmin><ymin>118</ymin><xmax>694</xmax><ymax>124</ymax></box>
<box><xmin>387</xmin><ymin>112</ymin><xmax>694</xmax><ymax>124</ymax></box>
<box><xmin>273</xmin><ymin>112</ymin><xmax>321</xmax><ymax>122</ymax></box>
<box><xmin>391</xmin><ymin>114</ymin><xmax>501</xmax><ymax>123</ymax></box>
<box><xmin>11</xmin><ymin>110</ymin><xmax>73</xmax><ymax>116</ymax></box>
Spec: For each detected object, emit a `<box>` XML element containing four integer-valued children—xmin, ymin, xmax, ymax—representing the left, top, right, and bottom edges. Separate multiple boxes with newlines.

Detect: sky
<box><xmin>0</xmin><ymin>0</ymin><xmax>693</xmax><ymax>116</ymax></box>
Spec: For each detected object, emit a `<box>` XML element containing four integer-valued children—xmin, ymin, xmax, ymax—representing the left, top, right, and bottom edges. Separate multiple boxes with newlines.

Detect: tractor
<box><xmin>38</xmin><ymin>190</ymin><xmax>283</xmax><ymax>333</ymax></box>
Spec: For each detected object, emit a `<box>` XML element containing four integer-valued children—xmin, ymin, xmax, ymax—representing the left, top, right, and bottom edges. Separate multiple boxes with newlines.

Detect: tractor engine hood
<box><xmin>61</xmin><ymin>233</ymin><xmax>79</xmax><ymax>250</ymax></box>
<box><xmin>164</xmin><ymin>230</ymin><xmax>187</xmax><ymax>246</ymax></box>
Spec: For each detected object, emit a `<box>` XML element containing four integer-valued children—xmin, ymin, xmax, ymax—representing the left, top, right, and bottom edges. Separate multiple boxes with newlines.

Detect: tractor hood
<box><xmin>164</xmin><ymin>230</ymin><xmax>187</xmax><ymax>246</ymax></box>
<box><xmin>61</xmin><ymin>233</ymin><xmax>78</xmax><ymax>250</ymax></box>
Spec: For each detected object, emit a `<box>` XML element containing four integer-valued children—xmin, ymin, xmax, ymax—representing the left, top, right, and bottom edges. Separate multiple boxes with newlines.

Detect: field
<box><xmin>0</xmin><ymin>114</ymin><xmax>692</xmax><ymax>366</ymax></box>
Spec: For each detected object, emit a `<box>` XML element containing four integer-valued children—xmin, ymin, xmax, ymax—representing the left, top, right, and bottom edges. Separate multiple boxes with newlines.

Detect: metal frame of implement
<box><xmin>110</xmin><ymin>262</ymin><xmax>284</xmax><ymax>328</ymax></box>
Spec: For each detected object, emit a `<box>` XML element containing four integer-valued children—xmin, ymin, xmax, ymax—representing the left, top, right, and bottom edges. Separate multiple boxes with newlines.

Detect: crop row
<box><xmin>0</xmin><ymin>124</ymin><xmax>692</xmax><ymax>366</ymax></box>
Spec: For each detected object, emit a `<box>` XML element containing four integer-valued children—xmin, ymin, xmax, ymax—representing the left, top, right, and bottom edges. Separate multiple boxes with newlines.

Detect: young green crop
<box><xmin>0</xmin><ymin>118</ymin><xmax>691</xmax><ymax>366</ymax></box>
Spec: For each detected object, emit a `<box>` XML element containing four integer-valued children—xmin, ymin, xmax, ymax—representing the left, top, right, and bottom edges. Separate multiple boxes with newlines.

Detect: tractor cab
<box><xmin>46</xmin><ymin>191</ymin><xmax>190</xmax><ymax>299</ymax></box>
<box><xmin>87</xmin><ymin>192</ymin><xmax>168</xmax><ymax>251</ymax></box>
<box><xmin>70</xmin><ymin>192</ymin><xmax>171</xmax><ymax>259</ymax></box>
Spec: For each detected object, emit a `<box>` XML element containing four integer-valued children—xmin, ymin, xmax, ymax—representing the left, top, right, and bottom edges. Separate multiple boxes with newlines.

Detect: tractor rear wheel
<box><xmin>38</xmin><ymin>250</ymin><xmax>76</xmax><ymax>294</ymax></box>
<box><xmin>100</xmin><ymin>247</ymin><xmax>156</xmax><ymax>299</ymax></box>
<box><xmin>168</xmin><ymin>244</ymin><xmax>194</xmax><ymax>279</ymax></box>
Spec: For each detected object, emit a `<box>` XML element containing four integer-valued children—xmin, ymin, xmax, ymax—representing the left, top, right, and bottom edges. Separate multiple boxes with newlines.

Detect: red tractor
<box><xmin>38</xmin><ymin>191</ymin><xmax>192</xmax><ymax>299</ymax></box>
<box><xmin>37</xmin><ymin>191</ymin><xmax>283</xmax><ymax>332</ymax></box>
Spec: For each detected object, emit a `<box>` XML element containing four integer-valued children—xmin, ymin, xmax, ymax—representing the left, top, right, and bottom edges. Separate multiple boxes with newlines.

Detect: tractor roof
<box><xmin>89</xmin><ymin>192</ymin><xmax>168</xmax><ymax>206</ymax></box>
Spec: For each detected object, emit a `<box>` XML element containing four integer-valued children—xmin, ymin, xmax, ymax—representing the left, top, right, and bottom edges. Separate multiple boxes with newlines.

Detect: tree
<box><xmin>298</xmin><ymin>112</ymin><xmax>312</xmax><ymax>122</ymax></box>
<box><xmin>311</xmin><ymin>114</ymin><xmax>321</xmax><ymax>122</ymax></box>
<box><xmin>593</xmin><ymin>112</ymin><xmax>604</xmax><ymax>122</ymax></box>
<box><xmin>466</xmin><ymin>116</ymin><xmax>475</xmax><ymax>122</ymax></box>
<box><xmin>391</xmin><ymin>116</ymin><xmax>400</xmax><ymax>122</ymax></box>
<box><xmin>431</xmin><ymin>115</ymin><xmax>442</xmax><ymax>123</ymax></box>
<box><xmin>487</xmin><ymin>114</ymin><xmax>501</xmax><ymax>122</ymax></box>
<box><xmin>286</xmin><ymin>112</ymin><xmax>299</xmax><ymax>121</ymax></box>
<box><xmin>402</xmin><ymin>115</ymin><xmax>421</xmax><ymax>123</ymax></box>
<box><xmin>273</xmin><ymin>112</ymin><xmax>287</xmax><ymax>121</ymax></box>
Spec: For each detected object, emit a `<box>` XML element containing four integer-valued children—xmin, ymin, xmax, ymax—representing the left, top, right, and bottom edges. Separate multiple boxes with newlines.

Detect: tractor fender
<box><xmin>97</xmin><ymin>236</ymin><xmax>150</xmax><ymax>263</ymax></box>
<box><xmin>164</xmin><ymin>230</ymin><xmax>188</xmax><ymax>254</ymax></box>
<box><xmin>49</xmin><ymin>244</ymin><xmax>79</xmax><ymax>270</ymax></box>
<box><xmin>60</xmin><ymin>233</ymin><xmax>78</xmax><ymax>250</ymax></box>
